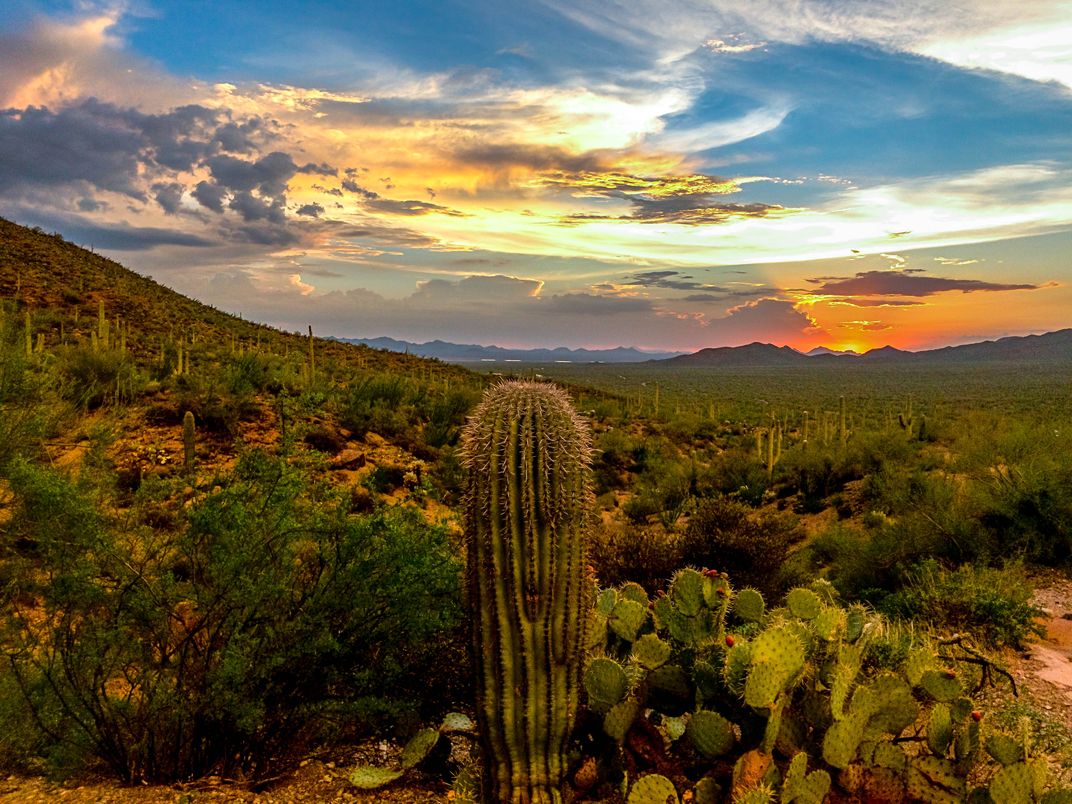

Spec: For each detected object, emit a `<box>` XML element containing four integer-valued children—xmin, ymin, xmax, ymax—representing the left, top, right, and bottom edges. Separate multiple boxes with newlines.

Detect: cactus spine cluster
<box><xmin>462</xmin><ymin>381</ymin><xmax>593</xmax><ymax>804</ymax></box>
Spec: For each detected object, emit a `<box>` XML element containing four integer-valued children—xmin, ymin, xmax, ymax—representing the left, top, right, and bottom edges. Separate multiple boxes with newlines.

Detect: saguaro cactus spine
<box><xmin>462</xmin><ymin>381</ymin><xmax>593</xmax><ymax>804</ymax></box>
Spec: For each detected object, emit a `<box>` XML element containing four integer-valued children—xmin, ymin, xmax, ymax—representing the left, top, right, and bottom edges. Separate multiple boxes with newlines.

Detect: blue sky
<box><xmin>1</xmin><ymin>0</ymin><xmax>1070</xmax><ymax>350</ymax></box>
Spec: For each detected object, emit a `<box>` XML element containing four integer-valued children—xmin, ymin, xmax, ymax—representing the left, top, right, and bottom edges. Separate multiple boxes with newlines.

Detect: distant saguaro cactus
<box><xmin>461</xmin><ymin>380</ymin><xmax>593</xmax><ymax>804</ymax></box>
<box><xmin>182</xmin><ymin>411</ymin><xmax>196</xmax><ymax>474</ymax></box>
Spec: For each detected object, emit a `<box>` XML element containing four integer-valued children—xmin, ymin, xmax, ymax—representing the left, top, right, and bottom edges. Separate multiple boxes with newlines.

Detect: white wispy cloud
<box><xmin>651</xmin><ymin>104</ymin><xmax>792</xmax><ymax>153</ymax></box>
<box><xmin>538</xmin><ymin>0</ymin><xmax>1072</xmax><ymax>89</ymax></box>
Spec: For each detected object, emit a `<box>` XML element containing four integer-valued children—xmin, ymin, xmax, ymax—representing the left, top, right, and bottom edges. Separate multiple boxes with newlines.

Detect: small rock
<box><xmin>331</xmin><ymin>449</ymin><xmax>365</xmax><ymax>469</ymax></box>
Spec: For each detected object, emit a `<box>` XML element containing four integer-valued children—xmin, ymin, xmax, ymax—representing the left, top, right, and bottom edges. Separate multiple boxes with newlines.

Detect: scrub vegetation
<box><xmin>2</xmin><ymin>218</ymin><xmax>1071</xmax><ymax>801</ymax></box>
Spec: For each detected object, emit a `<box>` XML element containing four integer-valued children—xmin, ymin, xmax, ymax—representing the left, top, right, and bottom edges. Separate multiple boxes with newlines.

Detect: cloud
<box><xmin>228</xmin><ymin>191</ymin><xmax>286</xmax><ymax>223</ymax></box>
<box><xmin>0</xmin><ymin>10</ymin><xmax>200</xmax><ymax>109</ymax></box>
<box><xmin>839</xmin><ymin>320</ymin><xmax>892</xmax><ymax>331</ymax></box>
<box><xmin>562</xmin><ymin>202</ymin><xmax>784</xmax><ymax>226</ymax></box>
<box><xmin>705</xmin><ymin>36</ymin><xmax>767</xmax><ymax>54</ymax></box>
<box><xmin>453</xmin><ymin>143</ymin><xmax>610</xmax><ymax>173</ymax></box>
<box><xmin>715</xmin><ymin>298</ymin><xmax>828</xmax><ymax>345</ymax></box>
<box><xmin>624</xmin><ymin>270</ymin><xmax>743</xmax><ymax>293</ymax></box>
<box><xmin>366</xmin><ymin>198</ymin><xmax>466</xmax><ymax>216</ymax></box>
<box><xmin>152</xmin><ymin>182</ymin><xmax>185</xmax><ymax>214</ymax></box>
<box><xmin>538</xmin><ymin>0</ymin><xmax>1072</xmax><ymax>89</ymax></box>
<box><xmin>826</xmin><ymin>298</ymin><xmax>925</xmax><ymax>308</ymax></box>
<box><xmin>188</xmin><ymin>269</ymin><xmax>815</xmax><ymax>351</ymax></box>
<box><xmin>538</xmin><ymin>170</ymin><xmax>740</xmax><ymax>198</ymax></box>
<box><xmin>808</xmin><ymin>270</ymin><xmax>1043</xmax><ymax>297</ymax></box>
<box><xmin>296</xmin><ymin>202</ymin><xmax>325</xmax><ymax>217</ymax></box>
<box><xmin>5</xmin><ymin>210</ymin><xmax>218</xmax><ymax>250</ymax></box>
<box><xmin>536</xmin><ymin>168</ymin><xmax>788</xmax><ymax>225</ymax></box>
<box><xmin>412</xmin><ymin>274</ymin><xmax>543</xmax><ymax>303</ymax></box>
<box><xmin>192</xmin><ymin>180</ymin><xmax>227</xmax><ymax>212</ymax></box>
<box><xmin>651</xmin><ymin>105</ymin><xmax>791</xmax><ymax>153</ymax></box>
<box><xmin>626</xmin><ymin>270</ymin><xmax>720</xmax><ymax>291</ymax></box>
<box><xmin>0</xmin><ymin>99</ymin><xmax>302</xmax><ymax>215</ymax></box>
<box><xmin>205</xmin><ymin>152</ymin><xmax>303</xmax><ymax>196</ymax></box>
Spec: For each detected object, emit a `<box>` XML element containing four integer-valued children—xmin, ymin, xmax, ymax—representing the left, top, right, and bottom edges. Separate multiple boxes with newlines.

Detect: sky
<box><xmin>0</xmin><ymin>1</ymin><xmax>1069</xmax><ymax>352</ymax></box>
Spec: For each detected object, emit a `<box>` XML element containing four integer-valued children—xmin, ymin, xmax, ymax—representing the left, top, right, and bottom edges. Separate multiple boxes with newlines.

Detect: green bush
<box><xmin>681</xmin><ymin>495</ymin><xmax>804</xmax><ymax>596</ymax></box>
<box><xmin>56</xmin><ymin>345</ymin><xmax>140</xmax><ymax>409</ymax></box>
<box><xmin>339</xmin><ymin>374</ymin><xmax>414</xmax><ymax>440</ymax></box>
<box><xmin>973</xmin><ymin>461</ymin><xmax>1072</xmax><ymax>565</ymax></box>
<box><xmin>588</xmin><ymin>522</ymin><xmax>685</xmax><ymax>592</ymax></box>
<box><xmin>0</xmin><ymin>318</ymin><xmax>58</xmax><ymax>469</ymax></box>
<box><xmin>0</xmin><ymin>451</ymin><xmax>462</xmax><ymax>782</ymax></box>
<box><xmin>424</xmin><ymin>387</ymin><xmax>478</xmax><ymax>449</ymax></box>
<box><xmin>880</xmin><ymin>560</ymin><xmax>1044</xmax><ymax>649</ymax></box>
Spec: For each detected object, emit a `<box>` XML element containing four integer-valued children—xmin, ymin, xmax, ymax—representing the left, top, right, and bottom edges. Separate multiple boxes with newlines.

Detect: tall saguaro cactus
<box><xmin>461</xmin><ymin>381</ymin><xmax>593</xmax><ymax>804</ymax></box>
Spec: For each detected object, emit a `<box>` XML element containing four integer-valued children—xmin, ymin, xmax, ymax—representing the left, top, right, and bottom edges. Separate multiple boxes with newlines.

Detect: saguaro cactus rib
<box><xmin>463</xmin><ymin>381</ymin><xmax>592</xmax><ymax>804</ymax></box>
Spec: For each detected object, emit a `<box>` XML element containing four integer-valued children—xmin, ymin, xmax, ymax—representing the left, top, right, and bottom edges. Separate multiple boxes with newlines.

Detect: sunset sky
<box><xmin>1</xmin><ymin>1</ymin><xmax>1069</xmax><ymax>352</ymax></box>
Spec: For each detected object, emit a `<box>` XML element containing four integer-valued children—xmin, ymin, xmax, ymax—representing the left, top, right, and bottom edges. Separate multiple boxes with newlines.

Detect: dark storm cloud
<box><xmin>204</xmin><ymin>152</ymin><xmax>301</xmax><ymax>197</ymax></box>
<box><xmin>627</xmin><ymin>270</ymin><xmax>729</xmax><ymax>292</ymax></box>
<box><xmin>152</xmin><ymin>182</ymin><xmax>185</xmax><ymax>214</ymax></box>
<box><xmin>0</xmin><ymin>101</ymin><xmax>285</xmax><ymax>202</ymax></box>
<box><xmin>341</xmin><ymin>178</ymin><xmax>379</xmax><ymax>198</ymax></box>
<box><xmin>228</xmin><ymin>190</ymin><xmax>286</xmax><ymax>223</ymax></box>
<box><xmin>0</xmin><ymin>101</ymin><xmax>150</xmax><ymax>198</ymax></box>
<box><xmin>299</xmin><ymin>162</ymin><xmax>337</xmax><ymax>176</ymax></box>
<box><xmin>296</xmin><ymin>202</ymin><xmax>325</xmax><ymax>217</ymax></box>
<box><xmin>0</xmin><ymin>98</ymin><xmax>349</xmax><ymax>235</ymax></box>
<box><xmin>211</xmin><ymin>118</ymin><xmax>266</xmax><ymax>154</ymax></box>
<box><xmin>192</xmin><ymin>180</ymin><xmax>227</xmax><ymax>212</ymax></box>
<box><xmin>809</xmin><ymin>269</ymin><xmax>1042</xmax><ymax>296</ymax></box>
<box><xmin>9</xmin><ymin>209</ymin><xmax>217</xmax><ymax>250</ymax></box>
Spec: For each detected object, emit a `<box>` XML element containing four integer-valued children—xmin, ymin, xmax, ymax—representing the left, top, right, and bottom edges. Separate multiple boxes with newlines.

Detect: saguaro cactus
<box><xmin>461</xmin><ymin>380</ymin><xmax>593</xmax><ymax>804</ymax></box>
<box><xmin>182</xmin><ymin>410</ymin><xmax>196</xmax><ymax>474</ymax></box>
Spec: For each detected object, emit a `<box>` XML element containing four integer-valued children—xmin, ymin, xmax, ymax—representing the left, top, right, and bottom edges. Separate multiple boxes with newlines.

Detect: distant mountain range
<box><xmin>666</xmin><ymin>329</ymin><xmax>1072</xmax><ymax>367</ymax></box>
<box><xmin>340</xmin><ymin>330</ymin><xmax>1072</xmax><ymax>366</ymax></box>
<box><xmin>335</xmin><ymin>336</ymin><xmax>684</xmax><ymax>363</ymax></box>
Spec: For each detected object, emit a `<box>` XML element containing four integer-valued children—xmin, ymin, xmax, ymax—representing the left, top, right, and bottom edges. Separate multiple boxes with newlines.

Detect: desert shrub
<box><xmin>173</xmin><ymin>371</ymin><xmax>257</xmax><ymax>436</ymax></box>
<box><xmin>860</xmin><ymin>616</ymin><xmax>920</xmax><ymax>672</ymax></box>
<box><xmin>339</xmin><ymin>374</ymin><xmax>415</xmax><ymax>440</ymax></box>
<box><xmin>225</xmin><ymin>352</ymin><xmax>272</xmax><ymax>396</ymax></box>
<box><xmin>681</xmin><ymin>496</ymin><xmax>804</xmax><ymax>596</ymax></box>
<box><xmin>424</xmin><ymin>387</ymin><xmax>478</xmax><ymax>449</ymax></box>
<box><xmin>0</xmin><ymin>319</ymin><xmax>57</xmax><ymax>468</ymax></box>
<box><xmin>0</xmin><ymin>451</ymin><xmax>462</xmax><ymax>782</ymax></box>
<box><xmin>56</xmin><ymin>345</ymin><xmax>140</xmax><ymax>408</ymax></box>
<box><xmin>588</xmin><ymin>522</ymin><xmax>685</xmax><ymax>593</ymax></box>
<box><xmin>815</xmin><ymin>513</ymin><xmax>961</xmax><ymax>601</ymax></box>
<box><xmin>879</xmin><ymin>559</ymin><xmax>1044</xmax><ymax>649</ymax></box>
<box><xmin>592</xmin><ymin>428</ymin><xmax>641</xmax><ymax>493</ymax></box>
<box><xmin>972</xmin><ymin>461</ymin><xmax>1072</xmax><ymax>565</ymax></box>
<box><xmin>704</xmin><ymin>448</ymin><xmax>769</xmax><ymax>506</ymax></box>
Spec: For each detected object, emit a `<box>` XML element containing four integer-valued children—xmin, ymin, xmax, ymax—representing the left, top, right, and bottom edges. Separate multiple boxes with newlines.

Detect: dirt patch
<box><xmin>0</xmin><ymin>757</ymin><xmax>453</xmax><ymax>803</ymax></box>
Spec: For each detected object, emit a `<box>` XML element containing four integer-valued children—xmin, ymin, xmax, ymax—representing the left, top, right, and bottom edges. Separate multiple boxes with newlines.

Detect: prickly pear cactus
<box><xmin>628</xmin><ymin>773</ymin><xmax>680</xmax><ymax>804</ymax></box>
<box><xmin>580</xmin><ymin>562</ymin><xmax>1072</xmax><ymax>804</ymax></box>
<box><xmin>462</xmin><ymin>381</ymin><xmax>593</xmax><ymax>804</ymax></box>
